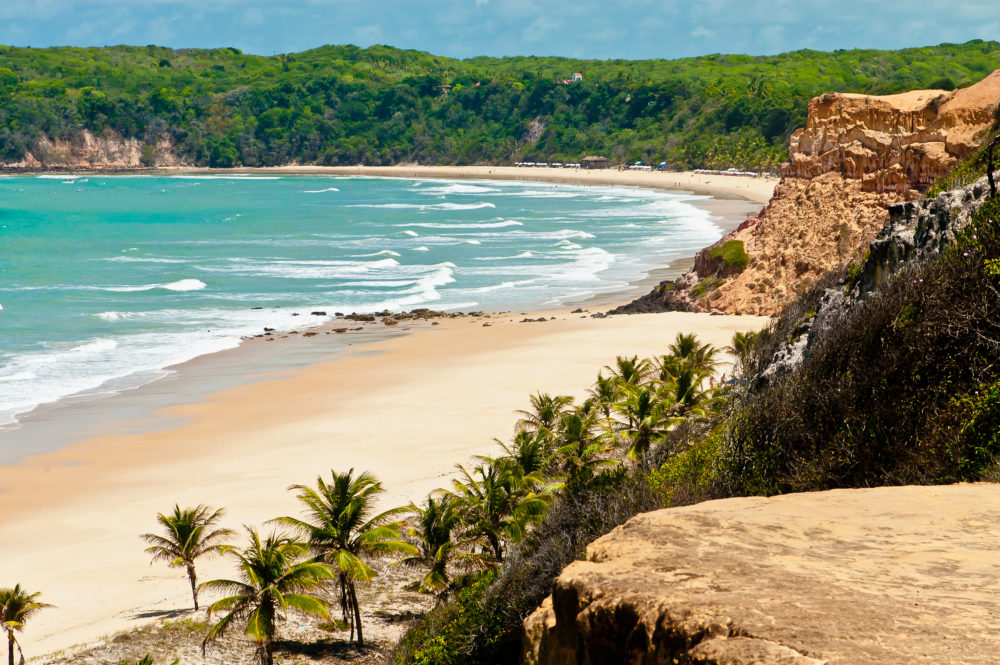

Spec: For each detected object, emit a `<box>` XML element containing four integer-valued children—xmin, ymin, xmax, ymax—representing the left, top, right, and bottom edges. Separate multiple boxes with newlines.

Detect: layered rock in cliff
<box><xmin>785</xmin><ymin>69</ymin><xmax>1000</xmax><ymax>194</ymax></box>
<box><xmin>8</xmin><ymin>129</ymin><xmax>180</xmax><ymax>169</ymax></box>
<box><xmin>523</xmin><ymin>484</ymin><xmax>1000</xmax><ymax>665</ymax></box>
<box><xmin>613</xmin><ymin>70</ymin><xmax>999</xmax><ymax>317</ymax></box>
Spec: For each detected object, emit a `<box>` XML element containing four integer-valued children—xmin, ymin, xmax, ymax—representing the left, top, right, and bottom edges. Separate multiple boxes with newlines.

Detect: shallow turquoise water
<box><xmin>0</xmin><ymin>174</ymin><xmax>720</xmax><ymax>429</ymax></box>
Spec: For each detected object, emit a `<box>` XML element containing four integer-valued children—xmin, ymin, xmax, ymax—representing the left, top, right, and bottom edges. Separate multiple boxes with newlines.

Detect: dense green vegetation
<box><xmin>0</xmin><ymin>40</ymin><xmax>998</xmax><ymax>170</ymax></box>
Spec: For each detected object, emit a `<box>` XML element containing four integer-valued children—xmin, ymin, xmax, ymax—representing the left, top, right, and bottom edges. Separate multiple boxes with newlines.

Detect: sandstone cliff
<box><xmin>614</xmin><ymin>70</ymin><xmax>1000</xmax><ymax>316</ymax></box>
<box><xmin>523</xmin><ymin>484</ymin><xmax>1000</xmax><ymax>665</ymax></box>
<box><xmin>785</xmin><ymin>69</ymin><xmax>1000</xmax><ymax>194</ymax></box>
<box><xmin>4</xmin><ymin>130</ymin><xmax>182</xmax><ymax>169</ymax></box>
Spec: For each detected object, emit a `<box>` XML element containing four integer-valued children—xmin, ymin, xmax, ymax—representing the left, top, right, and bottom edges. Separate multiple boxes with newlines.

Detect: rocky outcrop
<box><xmin>613</xmin><ymin>70</ymin><xmax>999</xmax><ymax>317</ymax></box>
<box><xmin>759</xmin><ymin>170</ymin><xmax>998</xmax><ymax>381</ymax></box>
<box><xmin>784</xmin><ymin>70</ymin><xmax>1000</xmax><ymax>194</ymax></box>
<box><xmin>523</xmin><ymin>483</ymin><xmax>1000</xmax><ymax>665</ymax></box>
<box><xmin>4</xmin><ymin>129</ymin><xmax>181</xmax><ymax>169</ymax></box>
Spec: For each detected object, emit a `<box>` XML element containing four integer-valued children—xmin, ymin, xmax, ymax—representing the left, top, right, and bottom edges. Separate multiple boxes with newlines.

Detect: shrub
<box><xmin>710</xmin><ymin>239</ymin><xmax>749</xmax><ymax>272</ymax></box>
<box><xmin>722</xmin><ymin>196</ymin><xmax>1000</xmax><ymax>494</ymax></box>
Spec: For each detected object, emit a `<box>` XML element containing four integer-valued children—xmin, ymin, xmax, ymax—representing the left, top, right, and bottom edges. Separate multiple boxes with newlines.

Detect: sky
<box><xmin>0</xmin><ymin>0</ymin><xmax>997</xmax><ymax>60</ymax></box>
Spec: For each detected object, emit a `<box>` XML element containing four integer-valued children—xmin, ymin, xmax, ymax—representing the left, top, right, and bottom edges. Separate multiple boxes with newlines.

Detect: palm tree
<box><xmin>200</xmin><ymin>528</ymin><xmax>334</xmax><ymax>665</ymax></box>
<box><xmin>725</xmin><ymin>330</ymin><xmax>758</xmax><ymax>377</ymax></box>
<box><xmin>496</xmin><ymin>429</ymin><xmax>550</xmax><ymax>480</ymax></box>
<box><xmin>586</xmin><ymin>372</ymin><xmax>619</xmax><ymax>419</ymax></box>
<box><xmin>604</xmin><ymin>355</ymin><xmax>652</xmax><ymax>388</ymax></box>
<box><xmin>142</xmin><ymin>504</ymin><xmax>234</xmax><ymax>610</ymax></box>
<box><xmin>0</xmin><ymin>585</ymin><xmax>52</xmax><ymax>665</ymax></box>
<box><xmin>661</xmin><ymin>363</ymin><xmax>718</xmax><ymax>417</ymax></box>
<box><xmin>452</xmin><ymin>459</ymin><xmax>549</xmax><ymax>563</ymax></box>
<box><xmin>667</xmin><ymin>333</ymin><xmax>718</xmax><ymax>372</ymax></box>
<box><xmin>398</xmin><ymin>493</ymin><xmax>488</xmax><ymax>597</ymax></box>
<box><xmin>514</xmin><ymin>392</ymin><xmax>574</xmax><ymax>439</ymax></box>
<box><xmin>613</xmin><ymin>385</ymin><xmax>674</xmax><ymax>465</ymax></box>
<box><xmin>555</xmin><ymin>411</ymin><xmax>616</xmax><ymax>488</ymax></box>
<box><xmin>274</xmin><ymin>469</ymin><xmax>415</xmax><ymax>646</ymax></box>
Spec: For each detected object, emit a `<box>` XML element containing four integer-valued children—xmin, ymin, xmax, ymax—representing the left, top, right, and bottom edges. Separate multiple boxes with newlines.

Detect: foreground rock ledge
<box><xmin>523</xmin><ymin>484</ymin><xmax>1000</xmax><ymax>665</ymax></box>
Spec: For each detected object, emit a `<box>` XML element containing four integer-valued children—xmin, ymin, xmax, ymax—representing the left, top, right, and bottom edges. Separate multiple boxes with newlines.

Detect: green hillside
<box><xmin>0</xmin><ymin>40</ymin><xmax>998</xmax><ymax>169</ymax></box>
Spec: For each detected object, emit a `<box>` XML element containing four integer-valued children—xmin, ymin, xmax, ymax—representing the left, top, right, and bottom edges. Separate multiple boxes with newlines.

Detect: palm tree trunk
<box><xmin>348</xmin><ymin>582</ymin><xmax>364</xmax><ymax>647</ymax></box>
<box><xmin>488</xmin><ymin>533</ymin><xmax>503</xmax><ymax>562</ymax></box>
<box><xmin>187</xmin><ymin>564</ymin><xmax>199</xmax><ymax>610</ymax></box>
<box><xmin>8</xmin><ymin>631</ymin><xmax>13</xmax><ymax>665</ymax></box>
<box><xmin>339</xmin><ymin>573</ymin><xmax>353</xmax><ymax>642</ymax></box>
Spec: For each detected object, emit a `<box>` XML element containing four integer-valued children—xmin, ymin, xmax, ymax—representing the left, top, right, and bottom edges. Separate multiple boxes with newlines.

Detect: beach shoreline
<box><xmin>0</xmin><ymin>168</ymin><xmax>776</xmax><ymax>658</ymax></box>
<box><xmin>1</xmin><ymin>168</ymin><xmax>767</xmax><ymax>460</ymax></box>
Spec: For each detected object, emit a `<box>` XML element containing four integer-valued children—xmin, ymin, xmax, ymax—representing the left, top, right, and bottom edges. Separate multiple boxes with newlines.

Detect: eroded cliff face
<box><xmin>523</xmin><ymin>484</ymin><xmax>1000</xmax><ymax>665</ymax></box>
<box><xmin>613</xmin><ymin>70</ymin><xmax>1000</xmax><ymax>317</ymax></box>
<box><xmin>5</xmin><ymin>130</ymin><xmax>182</xmax><ymax>169</ymax></box>
<box><xmin>784</xmin><ymin>69</ymin><xmax>1000</xmax><ymax>194</ymax></box>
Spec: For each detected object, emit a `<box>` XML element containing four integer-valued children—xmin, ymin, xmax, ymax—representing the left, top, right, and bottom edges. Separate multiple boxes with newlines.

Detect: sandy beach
<box><xmin>169</xmin><ymin>165</ymin><xmax>779</xmax><ymax>206</ymax></box>
<box><xmin>0</xmin><ymin>169</ymin><xmax>777</xmax><ymax>658</ymax></box>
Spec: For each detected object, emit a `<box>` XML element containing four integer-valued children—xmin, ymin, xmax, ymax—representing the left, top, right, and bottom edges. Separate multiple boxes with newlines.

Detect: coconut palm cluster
<box><xmin>7</xmin><ymin>331</ymin><xmax>738</xmax><ymax>665</ymax></box>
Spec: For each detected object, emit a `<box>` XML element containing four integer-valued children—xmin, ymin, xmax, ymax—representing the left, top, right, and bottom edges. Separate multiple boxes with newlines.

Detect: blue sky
<box><xmin>0</xmin><ymin>0</ymin><xmax>997</xmax><ymax>59</ymax></box>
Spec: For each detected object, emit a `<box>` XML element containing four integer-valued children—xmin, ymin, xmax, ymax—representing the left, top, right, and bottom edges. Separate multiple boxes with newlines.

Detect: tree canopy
<box><xmin>0</xmin><ymin>40</ymin><xmax>997</xmax><ymax>169</ymax></box>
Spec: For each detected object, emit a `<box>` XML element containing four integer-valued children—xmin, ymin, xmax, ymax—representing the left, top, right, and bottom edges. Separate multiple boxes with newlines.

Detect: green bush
<box><xmin>709</xmin><ymin>239</ymin><xmax>749</xmax><ymax>272</ymax></box>
<box><xmin>722</xmin><ymin>196</ymin><xmax>1000</xmax><ymax>494</ymax></box>
<box><xmin>648</xmin><ymin>426</ymin><xmax>726</xmax><ymax>505</ymax></box>
<box><xmin>397</xmin><ymin>571</ymin><xmax>501</xmax><ymax>665</ymax></box>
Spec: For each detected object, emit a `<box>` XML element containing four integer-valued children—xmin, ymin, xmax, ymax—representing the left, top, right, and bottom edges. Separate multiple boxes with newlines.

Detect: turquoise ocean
<box><xmin>0</xmin><ymin>174</ymin><xmax>723</xmax><ymax>437</ymax></box>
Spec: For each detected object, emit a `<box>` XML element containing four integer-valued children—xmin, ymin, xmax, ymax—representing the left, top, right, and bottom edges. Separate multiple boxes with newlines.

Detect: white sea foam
<box><xmin>349</xmin><ymin>250</ymin><xmax>402</xmax><ymax>258</ymax></box>
<box><xmin>0</xmin><ymin>371</ymin><xmax>35</xmax><ymax>382</ymax></box>
<box><xmin>412</xmin><ymin>246</ymin><xmax>430</xmax><ymax>252</ymax></box>
<box><xmin>501</xmin><ymin>189</ymin><xmax>583</xmax><ymax>199</ymax></box>
<box><xmin>475</xmin><ymin>251</ymin><xmax>535</xmax><ymax>261</ymax></box>
<box><xmin>399</xmin><ymin>220</ymin><xmax>522</xmax><ymax>229</ymax></box>
<box><xmin>351</xmin><ymin>202</ymin><xmax>496</xmax><ymax>211</ymax></box>
<box><xmin>101</xmin><ymin>279</ymin><xmax>207</xmax><ymax>293</ymax></box>
<box><xmin>418</xmin><ymin>183</ymin><xmax>501</xmax><ymax>195</ymax></box>
<box><xmin>96</xmin><ymin>311</ymin><xmax>131</xmax><ymax>322</ymax></box>
<box><xmin>169</xmin><ymin>175</ymin><xmax>282</xmax><ymax>180</ymax></box>
<box><xmin>303</xmin><ymin>187</ymin><xmax>341</xmax><ymax>193</ymax></box>
<box><xmin>403</xmin><ymin>230</ymin><xmax>419</xmax><ymax>237</ymax></box>
<box><xmin>196</xmin><ymin>258</ymin><xmax>399</xmax><ymax>279</ymax></box>
<box><xmin>99</xmin><ymin>256</ymin><xmax>189</xmax><ymax>264</ymax></box>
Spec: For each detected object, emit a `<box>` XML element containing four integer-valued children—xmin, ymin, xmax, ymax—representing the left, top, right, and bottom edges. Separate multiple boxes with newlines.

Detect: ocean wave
<box><xmin>412</xmin><ymin>246</ymin><xmax>430</xmax><ymax>252</ymax></box>
<box><xmin>349</xmin><ymin>250</ymin><xmax>402</xmax><ymax>258</ymax></box>
<box><xmin>102</xmin><ymin>279</ymin><xmax>207</xmax><ymax>293</ymax></box>
<box><xmin>418</xmin><ymin>183</ymin><xmax>501</xmax><ymax>195</ymax></box>
<box><xmin>0</xmin><ymin>371</ymin><xmax>36</xmax><ymax>382</ymax></box>
<box><xmin>196</xmin><ymin>258</ymin><xmax>400</xmax><ymax>279</ymax></box>
<box><xmin>96</xmin><ymin>311</ymin><xmax>137</xmax><ymax>322</ymax></box>
<box><xmin>169</xmin><ymin>175</ymin><xmax>282</xmax><ymax>180</ymax></box>
<box><xmin>399</xmin><ymin>220</ymin><xmax>522</xmax><ymax>229</ymax></box>
<box><xmin>72</xmin><ymin>338</ymin><xmax>119</xmax><ymax>354</ymax></box>
<box><xmin>350</xmin><ymin>202</ymin><xmax>496</xmax><ymax>211</ymax></box>
<box><xmin>501</xmin><ymin>189</ymin><xmax>583</xmax><ymax>199</ymax></box>
<box><xmin>474</xmin><ymin>251</ymin><xmax>535</xmax><ymax>261</ymax></box>
<box><xmin>99</xmin><ymin>256</ymin><xmax>189</xmax><ymax>264</ymax></box>
<box><xmin>403</xmin><ymin>230</ymin><xmax>419</xmax><ymax>237</ymax></box>
<box><xmin>303</xmin><ymin>187</ymin><xmax>340</xmax><ymax>193</ymax></box>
